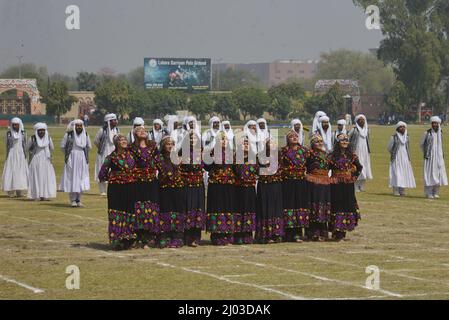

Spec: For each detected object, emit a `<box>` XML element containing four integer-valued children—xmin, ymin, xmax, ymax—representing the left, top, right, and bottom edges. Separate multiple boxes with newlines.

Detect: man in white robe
<box><xmin>202</xmin><ymin>116</ymin><xmax>221</xmax><ymax>152</ymax></box>
<box><xmin>388</xmin><ymin>121</ymin><xmax>416</xmax><ymax>196</ymax></box>
<box><xmin>420</xmin><ymin>116</ymin><xmax>448</xmax><ymax>199</ymax></box>
<box><xmin>221</xmin><ymin>121</ymin><xmax>235</xmax><ymax>150</ymax></box>
<box><xmin>310</xmin><ymin>111</ymin><xmax>327</xmax><ymax>138</ymax></box>
<box><xmin>243</xmin><ymin>120</ymin><xmax>260</xmax><ymax>155</ymax></box>
<box><xmin>127</xmin><ymin>117</ymin><xmax>144</xmax><ymax>144</ymax></box>
<box><xmin>334</xmin><ymin>119</ymin><xmax>347</xmax><ymax>145</ymax></box>
<box><xmin>290</xmin><ymin>119</ymin><xmax>305</xmax><ymax>145</ymax></box>
<box><xmin>2</xmin><ymin>117</ymin><xmax>28</xmax><ymax>197</ymax></box>
<box><xmin>60</xmin><ymin>120</ymin><xmax>92</xmax><ymax>207</ymax></box>
<box><xmin>149</xmin><ymin>119</ymin><xmax>168</xmax><ymax>148</ymax></box>
<box><xmin>170</xmin><ymin>116</ymin><xmax>186</xmax><ymax>153</ymax></box>
<box><xmin>26</xmin><ymin>123</ymin><xmax>57</xmax><ymax>201</ymax></box>
<box><xmin>315</xmin><ymin>116</ymin><xmax>333</xmax><ymax>153</ymax></box>
<box><xmin>349</xmin><ymin>114</ymin><xmax>373</xmax><ymax>192</ymax></box>
<box><xmin>94</xmin><ymin>113</ymin><xmax>119</xmax><ymax>196</ymax></box>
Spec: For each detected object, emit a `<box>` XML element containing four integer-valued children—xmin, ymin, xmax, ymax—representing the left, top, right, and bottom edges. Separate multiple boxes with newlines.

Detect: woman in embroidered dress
<box><xmin>156</xmin><ymin>136</ymin><xmax>186</xmax><ymax>248</ymax></box>
<box><xmin>129</xmin><ymin>125</ymin><xmax>160</xmax><ymax>248</ymax></box>
<box><xmin>205</xmin><ymin>131</ymin><xmax>236</xmax><ymax>246</ymax></box>
<box><xmin>306</xmin><ymin>134</ymin><xmax>331</xmax><ymax>241</ymax></box>
<box><xmin>280</xmin><ymin>130</ymin><xmax>310</xmax><ymax>242</ymax></box>
<box><xmin>256</xmin><ymin>138</ymin><xmax>284</xmax><ymax>244</ymax></box>
<box><xmin>180</xmin><ymin>130</ymin><xmax>206</xmax><ymax>247</ymax></box>
<box><xmin>328</xmin><ymin>133</ymin><xmax>363</xmax><ymax>241</ymax></box>
<box><xmin>98</xmin><ymin>134</ymin><xmax>136</xmax><ymax>250</ymax></box>
<box><xmin>233</xmin><ymin>134</ymin><xmax>258</xmax><ymax>245</ymax></box>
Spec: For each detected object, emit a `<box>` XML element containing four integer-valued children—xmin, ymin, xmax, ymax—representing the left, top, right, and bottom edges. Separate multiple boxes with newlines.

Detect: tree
<box><xmin>128</xmin><ymin>88</ymin><xmax>151</xmax><ymax>119</ymax></box>
<box><xmin>322</xmin><ymin>82</ymin><xmax>345</xmax><ymax>119</ymax></box>
<box><xmin>76</xmin><ymin>72</ymin><xmax>99</xmax><ymax>91</ymax></box>
<box><xmin>268</xmin><ymin>81</ymin><xmax>306</xmax><ymax>101</ymax></box>
<box><xmin>45</xmin><ymin>81</ymin><xmax>77</xmax><ymax>123</ymax></box>
<box><xmin>188</xmin><ymin>94</ymin><xmax>214</xmax><ymax>120</ymax></box>
<box><xmin>303</xmin><ymin>95</ymin><xmax>324</xmax><ymax>117</ymax></box>
<box><xmin>269</xmin><ymin>95</ymin><xmax>292</xmax><ymax>120</ymax></box>
<box><xmin>353</xmin><ymin>0</ymin><xmax>449</xmax><ymax>122</ymax></box>
<box><xmin>126</xmin><ymin>67</ymin><xmax>144</xmax><ymax>89</ymax></box>
<box><xmin>214</xmin><ymin>94</ymin><xmax>239</xmax><ymax>120</ymax></box>
<box><xmin>386</xmin><ymin>81</ymin><xmax>410</xmax><ymax>116</ymax></box>
<box><xmin>213</xmin><ymin>68</ymin><xmax>262</xmax><ymax>91</ymax></box>
<box><xmin>94</xmin><ymin>79</ymin><xmax>132</xmax><ymax>118</ymax></box>
<box><xmin>317</xmin><ymin>49</ymin><xmax>395</xmax><ymax>95</ymax></box>
<box><xmin>148</xmin><ymin>90</ymin><xmax>187</xmax><ymax>118</ymax></box>
<box><xmin>233</xmin><ymin>87</ymin><xmax>270</xmax><ymax>120</ymax></box>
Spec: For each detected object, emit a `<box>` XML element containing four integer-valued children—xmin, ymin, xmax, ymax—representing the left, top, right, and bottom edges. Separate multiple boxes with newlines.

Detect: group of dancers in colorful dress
<box><xmin>94</xmin><ymin>112</ymin><xmax>367</xmax><ymax>249</ymax></box>
<box><xmin>1</xmin><ymin>112</ymin><xmax>447</xmax><ymax>249</ymax></box>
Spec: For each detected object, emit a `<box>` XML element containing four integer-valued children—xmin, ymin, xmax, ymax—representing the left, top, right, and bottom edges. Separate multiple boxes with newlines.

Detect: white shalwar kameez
<box><xmin>60</xmin><ymin>121</ymin><xmax>91</xmax><ymax>205</ymax></box>
<box><xmin>2</xmin><ymin>118</ymin><xmax>28</xmax><ymax>197</ymax></box>
<box><xmin>388</xmin><ymin>125</ymin><xmax>416</xmax><ymax>195</ymax></box>
<box><xmin>27</xmin><ymin>123</ymin><xmax>57</xmax><ymax>200</ymax></box>
<box><xmin>421</xmin><ymin>117</ymin><xmax>448</xmax><ymax>198</ymax></box>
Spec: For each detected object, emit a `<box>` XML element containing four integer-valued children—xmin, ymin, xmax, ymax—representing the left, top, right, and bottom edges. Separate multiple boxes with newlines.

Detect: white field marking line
<box><xmin>135</xmin><ymin>259</ymin><xmax>307</xmax><ymax>300</ymax></box>
<box><xmin>222</xmin><ymin>274</ymin><xmax>256</xmax><ymax>278</ymax></box>
<box><xmin>0</xmin><ymin>213</ymin><xmax>100</xmax><ymax>237</ymax></box>
<box><xmin>305</xmin><ymin>256</ymin><xmax>449</xmax><ymax>285</ymax></box>
<box><xmin>0</xmin><ymin>274</ymin><xmax>45</xmax><ymax>294</ymax></box>
<box><xmin>241</xmin><ymin>260</ymin><xmax>404</xmax><ymax>298</ymax></box>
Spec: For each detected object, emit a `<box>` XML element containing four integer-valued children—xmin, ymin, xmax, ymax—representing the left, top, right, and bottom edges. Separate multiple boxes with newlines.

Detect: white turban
<box><xmin>104</xmin><ymin>113</ymin><xmax>117</xmax><ymax>122</ymax></box>
<box><xmin>290</xmin><ymin>119</ymin><xmax>304</xmax><ymax>145</ymax></box>
<box><xmin>71</xmin><ymin>119</ymin><xmax>87</xmax><ymax>148</ymax></box>
<box><xmin>209</xmin><ymin>116</ymin><xmax>221</xmax><ymax>129</ymax></box>
<box><xmin>33</xmin><ymin>122</ymin><xmax>51</xmax><ymax>158</ymax></box>
<box><xmin>396</xmin><ymin>121</ymin><xmax>407</xmax><ymax>129</ymax></box>
<box><xmin>337</xmin><ymin>119</ymin><xmax>346</xmax><ymax>125</ymax></box>
<box><xmin>317</xmin><ymin>116</ymin><xmax>333</xmax><ymax>152</ymax></box>
<box><xmin>10</xmin><ymin>117</ymin><xmax>24</xmax><ymax>140</ymax></box>
<box><xmin>312</xmin><ymin>111</ymin><xmax>327</xmax><ymax>136</ymax></box>
<box><xmin>355</xmin><ymin>114</ymin><xmax>368</xmax><ymax>138</ymax></box>
<box><xmin>430</xmin><ymin>116</ymin><xmax>442</xmax><ymax>124</ymax></box>
<box><xmin>133</xmin><ymin>117</ymin><xmax>145</xmax><ymax>126</ymax></box>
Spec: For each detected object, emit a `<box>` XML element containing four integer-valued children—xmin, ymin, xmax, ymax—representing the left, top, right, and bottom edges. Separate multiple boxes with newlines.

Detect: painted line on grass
<box><xmin>241</xmin><ymin>259</ymin><xmax>403</xmax><ymax>298</ymax></box>
<box><xmin>0</xmin><ymin>274</ymin><xmax>44</xmax><ymax>294</ymax></box>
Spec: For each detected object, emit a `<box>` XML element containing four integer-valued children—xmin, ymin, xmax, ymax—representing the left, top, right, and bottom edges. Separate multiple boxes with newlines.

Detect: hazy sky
<box><xmin>0</xmin><ymin>0</ymin><xmax>382</xmax><ymax>76</ymax></box>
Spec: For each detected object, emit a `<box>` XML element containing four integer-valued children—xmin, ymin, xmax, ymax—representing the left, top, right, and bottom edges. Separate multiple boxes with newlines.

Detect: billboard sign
<box><xmin>144</xmin><ymin>57</ymin><xmax>211</xmax><ymax>92</ymax></box>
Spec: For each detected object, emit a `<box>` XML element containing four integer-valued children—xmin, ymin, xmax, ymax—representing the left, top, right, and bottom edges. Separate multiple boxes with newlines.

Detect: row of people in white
<box><xmin>2</xmin><ymin>114</ymin><xmax>447</xmax><ymax>200</ymax></box>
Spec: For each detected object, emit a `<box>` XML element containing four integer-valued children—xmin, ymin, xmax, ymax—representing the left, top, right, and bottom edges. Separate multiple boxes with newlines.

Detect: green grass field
<box><xmin>1</xmin><ymin>123</ymin><xmax>449</xmax><ymax>300</ymax></box>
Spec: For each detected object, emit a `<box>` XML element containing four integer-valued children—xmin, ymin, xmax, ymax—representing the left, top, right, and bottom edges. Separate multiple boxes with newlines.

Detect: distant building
<box><xmin>213</xmin><ymin>59</ymin><xmax>319</xmax><ymax>88</ymax></box>
<box><xmin>314</xmin><ymin>79</ymin><xmax>361</xmax><ymax>117</ymax></box>
<box><xmin>60</xmin><ymin>91</ymin><xmax>96</xmax><ymax>124</ymax></box>
<box><xmin>359</xmin><ymin>94</ymin><xmax>388</xmax><ymax>121</ymax></box>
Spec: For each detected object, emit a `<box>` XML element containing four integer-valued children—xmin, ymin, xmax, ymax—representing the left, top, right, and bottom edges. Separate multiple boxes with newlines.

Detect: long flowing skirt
<box><xmin>282</xmin><ymin>179</ymin><xmax>310</xmax><ymax>241</ymax></box>
<box><xmin>330</xmin><ymin>182</ymin><xmax>360</xmax><ymax>233</ymax></box>
<box><xmin>108</xmin><ymin>183</ymin><xmax>137</xmax><ymax>246</ymax></box>
<box><xmin>133</xmin><ymin>181</ymin><xmax>160</xmax><ymax>244</ymax></box>
<box><xmin>234</xmin><ymin>186</ymin><xmax>256</xmax><ymax>244</ymax></box>
<box><xmin>159</xmin><ymin>187</ymin><xmax>186</xmax><ymax>248</ymax></box>
<box><xmin>207</xmin><ymin>184</ymin><xmax>235</xmax><ymax>245</ymax></box>
<box><xmin>389</xmin><ymin>147</ymin><xmax>416</xmax><ymax>189</ymax></box>
<box><xmin>256</xmin><ymin>182</ymin><xmax>284</xmax><ymax>242</ymax></box>
<box><xmin>28</xmin><ymin>152</ymin><xmax>56</xmax><ymax>199</ymax></box>
<box><xmin>308</xmin><ymin>182</ymin><xmax>331</xmax><ymax>239</ymax></box>
<box><xmin>2</xmin><ymin>144</ymin><xmax>28</xmax><ymax>192</ymax></box>
<box><xmin>185</xmin><ymin>186</ymin><xmax>206</xmax><ymax>245</ymax></box>
<box><xmin>59</xmin><ymin>149</ymin><xmax>90</xmax><ymax>193</ymax></box>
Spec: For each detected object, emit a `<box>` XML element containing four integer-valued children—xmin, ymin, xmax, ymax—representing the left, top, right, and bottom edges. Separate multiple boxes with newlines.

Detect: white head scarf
<box><xmin>355</xmin><ymin>114</ymin><xmax>368</xmax><ymax>138</ymax></box>
<box><xmin>129</xmin><ymin>117</ymin><xmax>145</xmax><ymax>143</ymax></box>
<box><xmin>318</xmin><ymin>115</ymin><xmax>333</xmax><ymax>152</ymax></box>
<box><xmin>244</xmin><ymin>120</ymin><xmax>259</xmax><ymax>153</ymax></box>
<box><xmin>221</xmin><ymin>121</ymin><xmax>234</xmax><ymax>142</ymax></box>
<box><xmin>185</xmin><ymin>116</ymin><xmax>201</xmax><ymax>138</ymax></box>
<box><xmin>312</xmin><ymin>111</ymin><xmax>327</xmax><ymax>135</ymax></box>
<box><xmin>290</xmin><ymin>119</ymin><xmax>304</xmax><ymax>145</ymax></box>
<box><xmin>430</xmin><ymin>116</ymin><xmax>444</xmax><ymax>161</ymax></box>
<box><xmin>395</xmin><ymin>121</ymin><xmax>407</xmax><ymax>144</ymax></box>
<box><xmin>152</xmin><ymin>119</ymin><xmax>165</xmax><ymax>144</ymax></box>
<box><xmin>336</xmin><ymin>119</ymin><xmax>347</xmax><ymax>134</ymax></box>
<box><xmin>166</xmin><ymin>115</ymin><xmax>178</xmax><ymax>134</ymax></box>
<box><xmin>34</xmin><ymin>122</ymin><xmax>51</xmax><ymax>158</ymax></box>
<box><xmin>257</xmin><ymin>118</ymin><xmax>269</xmax><ymax>141</ymax></box>
<box><xmin>209</xmin><ymin>116</ymin><xmax>221</xmax><ymax>134</ymax></box>
<box><xmin>10</xmin><ymin>117</ymin><xmax>24</xmax><ymax>140</ymax></box>
<box><xmin>71</xmin><ymin>119</ymin><xmax>87</xmax><ymax>148</ymax></box>
<box><xmin>104</xmin><ymin>113</ymin><xmax>118</xmax><ymax>144</ymax></box>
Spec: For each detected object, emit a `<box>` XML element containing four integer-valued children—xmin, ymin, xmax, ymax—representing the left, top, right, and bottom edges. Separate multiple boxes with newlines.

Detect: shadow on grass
<box><xmin>81</xmin><ymin>242</ymin><xmax>114</xmax><ymax>252</ymax></box>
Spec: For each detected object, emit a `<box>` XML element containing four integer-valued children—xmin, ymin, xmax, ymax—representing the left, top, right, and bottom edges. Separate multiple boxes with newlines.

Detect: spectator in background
<box><xmin>83</xmin><ymin>114</ymin><xmax>89</xmax><ymax>127</ymax></box>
